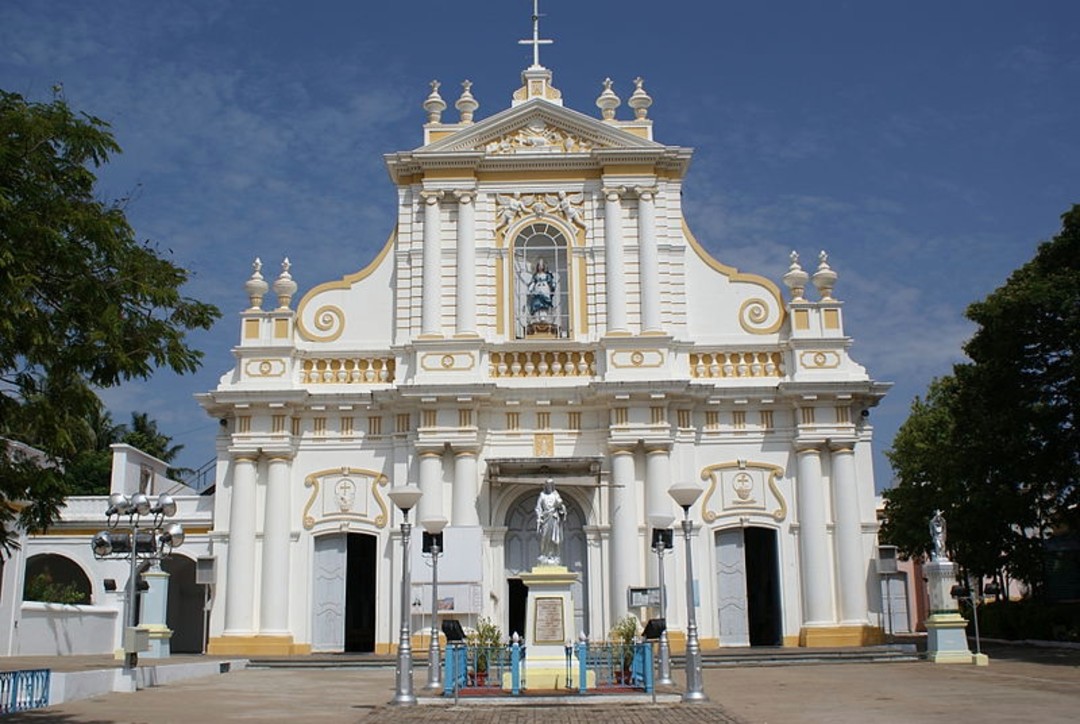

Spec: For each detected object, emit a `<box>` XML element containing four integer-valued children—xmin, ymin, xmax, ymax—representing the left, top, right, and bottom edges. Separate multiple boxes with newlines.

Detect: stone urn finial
<box><xmin>273</xmin><ymin>257</ymin><xmax>298</xmax><ymax>310</ymax></box>
<box><xmin>627</xmin><ymin>76</ymin><xmax>653</xmax><ymax>120</ymax></box>
<box><xmin>782</xmin><ymin>251</ymin><xmax>809</xmax><ymax>302</ymax></box>
<box><xmin>244</xmin><ymin>257</ymin><xmax>269</xmax><ymax>310</ymax></box>
<box><xmin>812</xmin><ymin>250</ymin><xmax>838</xmax><ymax>301</ymax></box>
<box><xmin>455</xmin><ymin>80</ymin><xmax>479</xmax><ymax>124</ymax></box>
<box><xmin>423</xmin><ymin>80</ymin><xmax>447</xmax><ymax>124</ymax></box>
<box><xmin>596</xmin><ymin>77</ymin><xmax>621</xmax><ymax>121</ymax></box>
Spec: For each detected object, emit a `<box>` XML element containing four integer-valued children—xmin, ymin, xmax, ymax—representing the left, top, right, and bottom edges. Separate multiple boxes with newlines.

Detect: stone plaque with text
<box><xmin>533</xmin><ymin>596</ymin><xmax>565</xmax><ymax>644</ymax></box>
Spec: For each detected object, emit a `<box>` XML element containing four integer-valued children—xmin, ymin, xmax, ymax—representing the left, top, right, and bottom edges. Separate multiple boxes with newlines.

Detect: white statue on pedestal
<box><xmin>535</xmin><ymin>478</ymin><xmax>566</xmax><ymax>566</ymax></box>
<box><xmin>930</xmin><ymin>509</ymin><xmax>948</xmax><ymax>561</ymax></box>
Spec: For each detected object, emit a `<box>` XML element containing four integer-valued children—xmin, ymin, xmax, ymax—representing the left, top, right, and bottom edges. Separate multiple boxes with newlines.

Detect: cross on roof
<box><xmin>518</xmin><ymin>0</ymin><xmax>553</xmax><ymax>68</ymax></box>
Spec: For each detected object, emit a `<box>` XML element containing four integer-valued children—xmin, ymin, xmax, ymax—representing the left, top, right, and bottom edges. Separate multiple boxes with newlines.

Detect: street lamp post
<box><xmin>421</xmin><ymin>516</ymin><xmax>448</xmax><ymax>691</ymax></box>
<box><xmin>668</xmin><ymin>482</ymin><xmax>708</xmax><ymax>702</ymax></box>
<box><xmin>91</xmin><ymin>491</ymin><xmax>183</xmax><ymax>670</ymax></box>
<box><xmin>648</xmin><ymin>514</ymin><xmax>675</xmax><ymax>686</ymax></box>
<box><xmin>388</xmin><ymin>485</ymin><xmax>423</xmax><ymax>706</ymax></box>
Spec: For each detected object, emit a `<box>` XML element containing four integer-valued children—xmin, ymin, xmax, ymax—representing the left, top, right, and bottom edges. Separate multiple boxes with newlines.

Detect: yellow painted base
<box><xmin>506</xmin><ymin>665</ymin><xmax>593</xmax><ymax>690</ymax></box>
<box><xmin>207</xmin><ymin>635</ymin><xmax>310</xmax><ymax>656</ymax></box>
<box><xmin>782</xmin><ymin>635</ymin><xmax>800</xmax><ymax>647</ymax></box>
<box><xmin>799</xmin><ymin>625</ymin><xmax>885</xmax><ymax>647</ymax></box>
<box><xmin>661</xmin><ymin>630</ymin><xmax>687</xmax><ymax>654</ymax></box>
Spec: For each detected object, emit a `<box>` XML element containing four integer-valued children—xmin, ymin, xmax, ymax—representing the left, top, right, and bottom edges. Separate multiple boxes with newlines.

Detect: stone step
<box><xmin>249</xmin><ymin>645</ymin><xmax>921</xmax><ymax>670</ymax></box>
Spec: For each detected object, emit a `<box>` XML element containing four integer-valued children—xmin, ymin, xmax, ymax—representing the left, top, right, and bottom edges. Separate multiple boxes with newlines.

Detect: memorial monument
<box><xmin>923</xmin><ymin>510</ymin><xmax>983</xmax><ymax>665</ymax></box>
<box><xmin>517</xmin><ymin>479</ymin><xmax>586</xmax><ymax>688</ymax></box>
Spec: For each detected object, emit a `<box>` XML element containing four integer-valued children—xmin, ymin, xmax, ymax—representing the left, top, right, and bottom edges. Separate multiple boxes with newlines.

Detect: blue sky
<box><xmin>2</xmin><ymin>1</ymin><xmax>1078</xmax><ymax>490</ymax></box>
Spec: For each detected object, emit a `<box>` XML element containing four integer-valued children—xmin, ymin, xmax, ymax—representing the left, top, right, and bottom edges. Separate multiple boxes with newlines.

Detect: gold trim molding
<box><xmin>682</xmin><ymin>219</ymin><xmax>785</xmax><ymax>334</ymax></box>
<box><xmin>295</xmin><ymin>227</ymin><xmax>396</xmax><ymax>341</ymax></box>
<box><xmin>701</xmin><ymin>461</ymin><xmax>787</xmax><ymax>522</ymax></box>
<box><xmin>302</xmin><ymin>467</ymin><xmax>389</xmax><ymax>530</ymax></box>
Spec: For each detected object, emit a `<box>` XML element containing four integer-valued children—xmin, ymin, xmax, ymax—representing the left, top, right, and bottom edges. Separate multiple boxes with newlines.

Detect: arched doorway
<box><xmin>162</xmin><ymin>556</ymin><xmax>204</xmax><ymax>653</ymax></box>
<box><xmin>504</xmin><ymin>490</ymin><xmax>589</xmax><ymax>638</ymax></box>
<box><xmin>715</xmin><ymin>526</ymin><xmax>782</xmax><ymax>646</ymax></box>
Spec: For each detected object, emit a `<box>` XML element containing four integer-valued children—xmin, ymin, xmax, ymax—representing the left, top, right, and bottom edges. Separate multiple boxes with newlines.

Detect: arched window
<box><xmin>513</xmin><ymin>222</ymin><xmax>571</xmax><ymax>339</ymax></box>
<box><xmin>23</xmin><ymin>554</ymin><xmax>92</xmax><ymax>605</ymax></box>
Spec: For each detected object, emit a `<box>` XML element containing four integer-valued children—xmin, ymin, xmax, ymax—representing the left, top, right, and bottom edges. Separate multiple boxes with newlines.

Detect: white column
<box><xmin>454</xmin><ymin>191</ymin><xmax>477</xmax><ymax>336</ymax></box>
<box><xmin>224</xmin><ymin>454</ymin><xmax>258</xmax><ymax>634</ymax></box>
<box><xmin>796</xmin><ymin>446</ymin><xmax>832</xmax><ymax>626</ymax></box>
<box><xmin>452</xmin><ymin>449</ymin><xmax>479</xmax><ymax>526</ymax></box>
<box><xmin>418</xmin><ymin>449</ymin><xmax>444</xmax><ymax>524</ymax></box>
<box><xmin>260</xmin><ymin>454</ymin><xmax>291</xmax><ymax>634</ymax></box>
<box><xmin>831</xmin><ymin>443</ymin><xmax>869</xmax><ymax>625</ymax></box>
<box><xmin>609</xmin><ymin>448</ymin><xmax>638</xmax><ymax>618</ymax></box>
<box><xmin>420</xmin><ymin>191</ymin><xmax>444</xmax><ymax>337</ymax></box>
<box><xmin>636</xmin><ymin>188</ymin><xmax>662</xmax><ymax>333</ymax></box>
<box><xmin>644</xmin><ymin>448</ymin><xmax>673</xmax><ymax>587</ymax></box>
<box><xmin>644</xmin><ymin>447</ymin><xmax>673</xmax><ymax>524</ymax></box>
<box><xmin>603</xmin><ymin>188</ymin><xmax>628</xmax><ymax>334</ymax></box>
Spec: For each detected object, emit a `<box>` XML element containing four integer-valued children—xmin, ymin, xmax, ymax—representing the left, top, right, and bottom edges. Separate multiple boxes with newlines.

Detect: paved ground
<box><xmin>7</xmin><ymin>642</ymin><xmax>1079</xmax><ymax>723</ymax></box>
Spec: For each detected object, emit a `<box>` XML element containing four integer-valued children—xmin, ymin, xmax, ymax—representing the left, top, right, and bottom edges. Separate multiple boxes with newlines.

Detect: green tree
<box><xmin>60</xmin><ymin>404</ymin><xmax>125</xmax><ymax>496</ymax></box>
<box><xmin>0</xmin><ymin>89</ymin><xmax>220</xmax><ymax>551</ymax></box>
<box><xmin>882</xmin><ymin>205</ymin><xmax>1080</xmax><ymax>594</ymax></box>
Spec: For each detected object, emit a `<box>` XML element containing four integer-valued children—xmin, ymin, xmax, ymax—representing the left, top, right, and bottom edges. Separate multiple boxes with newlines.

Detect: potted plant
<box><xmin>609</xmin><ymin>614</ymin><xmax>639</xmax><ymax>683</ymax></box>
<box><xmin>468</xmin><ymin>616</ymin><xmax>503</xmax><ymax>685</ymax></box>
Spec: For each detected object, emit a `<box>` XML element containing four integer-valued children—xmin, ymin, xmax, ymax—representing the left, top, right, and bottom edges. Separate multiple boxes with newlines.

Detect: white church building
<box><xmin>197</xmin><ymin>53</ymin><xmax>890</xmax><ymax>656</ymax></box>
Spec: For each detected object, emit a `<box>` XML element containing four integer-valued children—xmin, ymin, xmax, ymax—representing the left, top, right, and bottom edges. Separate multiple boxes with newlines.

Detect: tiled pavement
<box><xmin>7</xmin><ymin>641</ymin><xmax>1080</xmax><ymax>723</ymax></box>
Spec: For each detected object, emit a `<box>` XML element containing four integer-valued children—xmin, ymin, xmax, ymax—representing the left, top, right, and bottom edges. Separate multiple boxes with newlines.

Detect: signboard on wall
<box><xmin>627</xmin><ymin>587</ymin><xmax>661</xmax><ymax>608</ymax></box>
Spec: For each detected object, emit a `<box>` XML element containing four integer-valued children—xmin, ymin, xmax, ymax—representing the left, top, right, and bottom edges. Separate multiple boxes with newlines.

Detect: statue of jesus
<box><xmin>535</xmin><ymin>478</ymin><xmax>567</xmax><ymax>566</ymax></box>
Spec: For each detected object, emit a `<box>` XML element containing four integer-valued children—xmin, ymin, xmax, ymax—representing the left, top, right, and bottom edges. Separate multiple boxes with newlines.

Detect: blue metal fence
<box><xmin>443</xmin><ymin>641</ymin><xmax>653</xmax><ymax>696</ymax></box>
<box><xmin>0</xmin><ymin>669</ymin><xmax>50</xmax><ymax>715</ymax></box>
<box><xmin>573</xmin><ymin>641</ymin><xmax>653</xmax><ymax>692</ymax></box>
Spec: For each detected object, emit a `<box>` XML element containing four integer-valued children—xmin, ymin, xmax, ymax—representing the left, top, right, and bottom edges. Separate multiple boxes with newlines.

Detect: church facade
<box><xmin>198</xmin><ymin>60</ymin><xmax>890</xmax><ymax>656</ymax></box>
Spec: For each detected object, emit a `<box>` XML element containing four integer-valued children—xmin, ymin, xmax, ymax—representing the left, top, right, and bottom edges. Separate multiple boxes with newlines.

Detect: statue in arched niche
<box><xmin>527</xmin><ymin>257</ymin><xmax>556</xmax><ymax>318</ymax></box>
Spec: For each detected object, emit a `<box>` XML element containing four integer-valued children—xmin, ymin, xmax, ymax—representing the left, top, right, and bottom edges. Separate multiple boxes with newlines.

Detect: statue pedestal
<box><xmin>924</xmin><ymin>560</ymin><xmax>977</xmax><ymax>664</ymax></box>
<box><xmin>515</xmin><ymin>565</ymin><xmax>590</xmax><ymax>690</ymax></box>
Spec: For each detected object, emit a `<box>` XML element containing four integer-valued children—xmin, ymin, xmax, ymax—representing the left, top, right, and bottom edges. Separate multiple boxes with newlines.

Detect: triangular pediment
<box><xmin>415</xmin><ymin>98</ymin><xmax>663</xmax><ymax>157</ymax></box>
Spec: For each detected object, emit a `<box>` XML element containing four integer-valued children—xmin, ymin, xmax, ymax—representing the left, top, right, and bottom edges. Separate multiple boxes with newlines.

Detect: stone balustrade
<box><xmin>300</xmin><ymin>357</ymin><xmax>396</xmax><ymax>384</ymax></box>
<box><xmin>489</xmin><ymin>350</ymin><xmax>596</xmax><ymax>378</ymax></box>
<box><xmin>689</xmin><ymin>351</ymin><xmax>784</xmax><ymax>379</ymax></box>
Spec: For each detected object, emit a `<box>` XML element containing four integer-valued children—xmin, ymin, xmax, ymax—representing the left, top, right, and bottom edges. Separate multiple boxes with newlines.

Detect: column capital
<box><xmin>645</xmin><ymin>445</ymin><xmax>672</xmax><ymax>456</ymax></box>
<box><xmin>828</xmin><ymin>440</ymin><xmax>857</xmax><ymax>454</ymax></box>
<box><xmin>452</xmin><ymin>447</ymin><xmax>479</xmax><ymax>458</ymax></box>
<box><xmin>794</xmin><ymin>444</ymin><xmax>823</xmax><ymax>456</ymax></box>
<box><xmin>265</xmin><ymin>452</ymin><xmax>294</xmax><ymax>463</ymax></box>
<box><xmin>634</xmin><ymin>186</ymin><xmax>658</xmax><ymax>201</ymax></box>
<box><xmin>609</xmin><ymin>446</ymin><xmax>636</xmax><ymax>457</ymax></box>
<box><xmin>603</xmin><ymin>186</ymin><xmax>627</xmax><ymax>202</ymax></box>
<box><xmin>421</xmin><ymin>189</ymin><xmax>445</xmax><ymax>204</ymax></box>
<box><xmin>229</xmin><ymin>450</ymin><xmax>260</xmax><ymax>463</ymax></box>
<box><xmin>452</xmin><ymin>189</ymin><xmax>476</xmax><ymax>204</ymax></box>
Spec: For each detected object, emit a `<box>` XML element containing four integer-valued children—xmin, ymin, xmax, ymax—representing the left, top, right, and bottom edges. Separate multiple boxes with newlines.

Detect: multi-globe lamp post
<box><xmin>648</xmin><ymin>513</ymin><xmax>675</xmax><ymax>687</ymax></box>
<box><xmin>668</xmin><ymin>481</ymin><xmax>708</xmax><ymax>702</ymax></box>
<box><xmin>91</xmin><ymin>491</ymin><xmax>184</xmax><ymax>669</ymax></box>
<box><xmin>387</xmin><ymin>484</ymin><xmax>423</xmax><ymax>706</ymax></box>
<box><xmin>421</xmin><ymin>515</ymin><xmax>447</xmax><ymax>691</ymax></box>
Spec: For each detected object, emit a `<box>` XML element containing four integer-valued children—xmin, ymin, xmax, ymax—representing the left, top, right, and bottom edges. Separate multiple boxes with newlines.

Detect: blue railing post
<box><xmin>444</xmin><ymin>643</ymin><xmax>466</xmax><ymax>696</ymax></box>
<box><xmin>510</xmin><ymin>640</ymin><xmax>521</xmax><ymax>695</ymax></box>
<box><xmin>632</xmin><ymin>641</ymin><xmax>654</xmax><ymax>693</ymax></box>
<box><xmin>576</xmin><ymin>640</ymin><xmax>588</xmax><ymax>693</ymax></box>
